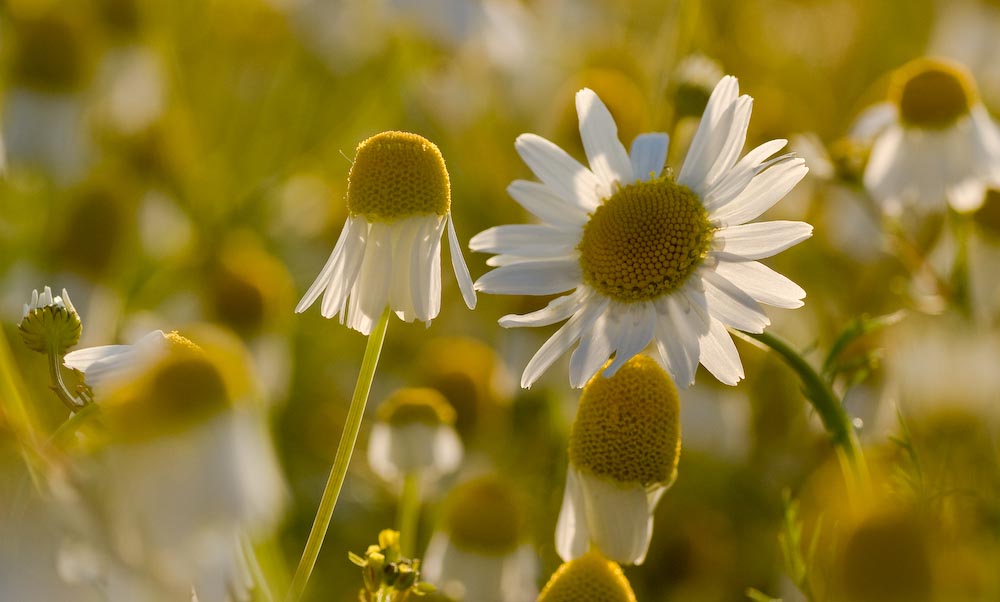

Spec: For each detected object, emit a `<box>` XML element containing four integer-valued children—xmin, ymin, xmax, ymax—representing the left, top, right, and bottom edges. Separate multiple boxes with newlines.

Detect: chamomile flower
<box><xmin>472</xmin><ymin>77</ymin><xmax>810</xmax><ymax>388</ymax></box>
<box><xmin>555</xmin><ymin>355</ymin><xmax>681</xmax><ymax>565</ymax></box>
<box><xmin>861</xmin><ymin>57</ymin><xmax>1000</xmax><ymax>214</ymax></box>
<box><xmin>422</xmin><ymin>476</ymin><xmax>537</xmax><ymax>602</ymax></box>
<box><xmin>367</xmin><ymin>387</ymin><xmax>463</xmax><ymax>483</ymax></box>
<box><xmin>537</xmin><ymin>551</ymin><xmax>637</xmax><ymax>602</ymax></box>
<box><xmin>63</xmin><ymin>329</ymin><xmax>191</xmax><ymax>399</ymax></box>
<box><xmin>295</xmin><ymin>131</ymin><xmax>476</xmax><ymax>335</ymax></box>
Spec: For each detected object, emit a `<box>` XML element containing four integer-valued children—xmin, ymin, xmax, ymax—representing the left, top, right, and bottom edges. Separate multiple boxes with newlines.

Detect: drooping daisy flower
<box><xmin>471</xmin><ymin>77</ymin><xmax>810</xmax><ymax>388</ymax></box>
<box><xmin>422</xmin><ymin>476</ymin><xmax>537</xmax><ymax>602</ymax></box>
<box><xmin>295</xmin><ymin>131</ymin><xmax>476</xmax><ymax>334</ymax></box>
<box><xmin>861</xmin><ymin>57</ymin><xmax>1000</xmax><ymax>214</ymax></box>
<box><xmin>537</xmin><ymin>551</ymin><xmax>637</xmax><ymax>602</ymax></box>
<box><xmin>367</xmin><ymin>387</ymin><xmax>463</xmax><ymax>483</ymax></box>
<box><xmin>62</xmin><ymin>329</ymin><xmax>285</xmax><ymax>601</ymax></box>
<box><xmin>555</xmin><ymin>355</ymin><xmax>680</xmax><ymax>565</ymax></box>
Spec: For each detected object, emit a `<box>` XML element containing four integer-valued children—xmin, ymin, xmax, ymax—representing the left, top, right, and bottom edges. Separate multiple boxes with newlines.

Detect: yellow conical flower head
<box><xmin>444</xmin><ymin>476</ymin><xmax>521</xmax><ymax>554</ymax></box>
<box><xmin>376</xmin><ymin>387</ymin><xmax>456</xmax><ymax>428</ymax></box>
<box><xmin>347</xmin><ymin>131</ymin><xmax>451</xmax><ymax>222</ymax></box>
<box><xmin>569</xmin><ymin>355</ymin><xmax>681</xmax><ymax>485</ymax></box>
<box><xmin>537</xmin><ymin>551</ymin><xmax>637</xmax><ymax>602</ymax></box>
<box><xmin>891</xmin><ymin>58</ymin><xmax>977</xmax><ymax>129</ymax></box>
<box><xmin>104</xmin><ymin>333</ymin><xmax>236</xmax><ymax>442</ymax></box>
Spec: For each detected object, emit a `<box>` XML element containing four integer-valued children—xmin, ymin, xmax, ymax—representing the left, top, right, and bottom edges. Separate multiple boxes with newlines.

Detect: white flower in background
<box><xmin>555</xmin><ymin>354</ymin><xmax>680</xmax><ymax>565</ymax></box>
<box><xmin>295</xmin><ymin>131</ymin><xmax>476</xmax><ymax>334</ymax></box>
<box><xmin>861</xmin><ymin>57</ymin><xmax>1000</xmax><ymax>214</ymax></box>
<box><xmin>537</xmin><ymin>551</ymin><xmax>637</xmax><ymax>602</ymax></box>
<box><xmin>422</xmin><ymin>476</ymin><xmax>537</xmax><ymax>602</ymax></box>
<box><xmin>95</xmin><ymin>45</ymin><xmax>165</xmax><ymax>135</ymax></box>
<box><xmin>367</xmin><ymin>387</ymin><xmax>463</xmax><ymax>483</ymax></box>
<box><xmin>63</xmin><ymin>328</ymin><xmax>285</xmax><ymax>602</ymax></box>
<box><xmin>472</xmin><ymin>77</ymin><xmax>810</xmax><ymax>389</ymax></box>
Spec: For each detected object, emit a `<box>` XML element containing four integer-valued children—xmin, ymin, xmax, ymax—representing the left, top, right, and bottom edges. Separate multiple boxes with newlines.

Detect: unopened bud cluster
<box><xmin>349</xmin><ymin>529</ymin><xmax>435</xmax><ymax>601</ymax></box>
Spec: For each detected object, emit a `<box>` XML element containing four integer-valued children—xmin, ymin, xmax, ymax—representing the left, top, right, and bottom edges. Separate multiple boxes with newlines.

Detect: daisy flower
<box><xmin>861</xmin><ymin>57</ymin><xmax>1000</xmax><ymax>214</ymax></box>
<box><xmin>471</xmin><ymin>77</ymin><xmax>810</xmax><ymax>388</ymax></box>
<box><xmin>555</xmin><ymin>355</ymin><xmax>680</xmax><ymax>566</ymax></box>
<box><xmin>295</xmin><ymin>131</ymin><xmax>476</xmax><ymax>335</ymax></box>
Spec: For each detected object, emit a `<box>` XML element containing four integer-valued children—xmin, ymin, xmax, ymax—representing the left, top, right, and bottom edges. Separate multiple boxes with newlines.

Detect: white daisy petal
<box><xmin>702</xmin><ymin>138</ymin><xmax>788</xmax><ymax>211</ymax></box>
<box><xmin>713</xmin><ymin>260</ymin><xmax>806</xmax><ymax>309</ymax></box>
<box><xmin>653</xmin><ymin>296</ymin><xmax>702</xmax><ymax>388</ymax></box>
<box><xmin>555</xmin><ymin>466</ymin><xmax>590</xmax><ymax>561</ymax></box>
<box><xmin>678</xmin><ymin>75</ymin><xmax>740</xmax><ymax>188</ymax></box>
<box><xmin>295</xmin><ymin>219</ymin><xmax>352</xmax><ymax>313</ymax></box>
<box><xmin>469</xmin><ymin>224</ymin><xmax>579</xmax><ymax>255</ymax></box>
<box><xmin>576</xmin><ymin>88</ymin><xmax>634</xmax><ymax>191</ymax></box>
<box><xmin>863</xmin><ymin>124</ymin><xmax>904</xmax><ymax>205</ymax></box>
<box><xmin>507</xmin><ymin>180</ymin><xmax>589</xmax><ymax>227</ymax></box>
<box><xmin>473</xmin><ymin>259</ymin><xmax>581</xmax><ymax>295</ymax></box>
<box><xmin>321</xmin><ymin>216</ymin><xmax>367</xmax><ymax>319</ymax></box>
<box><xmin>850</xmin><ymin>102</ymin><xmax>897</xmax><ymax>140</ymax></box>
<box><xmin>629</xmin><ymin>133</ymin><xmax>669</xmax><ymax>182</ymax></box>
<box><xmin>515</xmin><ymin>133</ymin><xmax>602</xmax><ymax>211</ymax></box>
<box><xmin>698</xmin><ymin>315</ymin><xmax>745</xmax><ymax>386</ymax></box>
<box><xmin>704</xmin><ymin>96</ymin><xmax>753</xmax><ymax>187</ymax></box>
<box><xmin>714</xmin><ymin>221</ymin><xmax>813</xmax><ymax>260</ymax></box>
<box><xmin>569</xmin><ymin>308</ymin><xmax>615</xmax><ymax>388</ymax></box>
<box><xmin>486</xmin><ymin>253</ymin><xmax>578</xmax><ymax>267</ymax></box>
<box><xmin>521</xmin><ymin>297</ymin><xmax>608</xmax><ymax>388</ymax></box>
<box><xmin>701</xmin><ymin>269</ymin><xmax>770</xmax><ymax>333</ymax></box>
<box><xmin>603</xmin><ymin>304</ymin><xmax>657</xmax><ymax>377</ymax></box>
<box><xmin>447</xmin><ymin>214</ymin><xmax>477</xmax><ymax>309</ymax></box>
<box><xmin>710</xmin><ymin>158</ymin><xmax>809</xmax><ymax>226</ymax></box>
<box><xmin>499</xmin><ymin>290</ymin><xmax>585</xmax><ymax>328</ymax></box>
<box><xmin>576</xmin><ymin>470</ymin><xmax>653</xmax><ymax>565</ymax></box>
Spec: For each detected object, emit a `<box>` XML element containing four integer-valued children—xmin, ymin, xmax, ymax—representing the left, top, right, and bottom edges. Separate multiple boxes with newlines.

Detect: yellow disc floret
<box><xmin>346</xmin><ymin>131</ymin><xmax>451</xmax><ymax>221</ymax></box>
<box><xmin>537</xmin><ymin>551</ymin><xmax>637</xmax><ymax>602</ymax></box>
<box><xmin>892</xmin><ymin>58</ymin><xmax>977</xmax><ymax>129</ymax></box>
<box><xmin>569</xmin><ymin>355</ymin><xmax>681</xmax><ymax>485</ymax></box>
<box><xmin>579</xmin><ymin>178</ymin><xmax>713</xmax><ymax>303</ymax></box>
<box><xmin>444</xmin><ymin>476</ymin><xmax>521</xmax><ymax>554</ymax></box>
<box><xmin>376</xmin><ymin>387</ymin><xmax>456</xmax><ymax>427</ymax></box>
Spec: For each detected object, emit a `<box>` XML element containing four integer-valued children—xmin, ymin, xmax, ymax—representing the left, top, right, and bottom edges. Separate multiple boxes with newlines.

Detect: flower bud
<box><xmin>18</xmin><ymin>287</ymin><xmax>82</xmax><ymax>355</ymax></box>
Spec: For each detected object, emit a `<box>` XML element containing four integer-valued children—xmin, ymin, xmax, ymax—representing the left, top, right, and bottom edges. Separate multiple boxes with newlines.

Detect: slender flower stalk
<box><xmin>286</xmin><ymin>307</ymin><xmax>391</xmax><ymax>602</ymax></box>
<box><xmin>397</xmin><ymin>472</ymin><xmax>421</xmax><ymax>558</ymax></box>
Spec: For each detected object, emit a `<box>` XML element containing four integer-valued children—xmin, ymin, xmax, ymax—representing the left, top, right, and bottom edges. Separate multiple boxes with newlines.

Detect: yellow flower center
<box><xmin>165</xmin><ymin>330</ymin><xmax>202</xmax><ymax>353</ymax></box>
<box><xmin>569</xmin><ymin>355</ymin><xmax>681</xmax><ymax>485</ymax></box>
<box><xmin>444</xmin><ymin>477</ymin><xmax>521</xmax><ymax>554</ymax></box>
<box><xmin>346</xmin><ymin>131</ymin><xmax>451</xmax><ymax>222</ymax></box>
<box><xmin>578</xmin><ymin>178</ymin><xmax>713</xmax><ymax>303</ymax></box>
<box><xmin>537</xmin><ymin>551</ymin><xmax>637</xmax><ymax>602</ymax></box>
<box><xmin>892</xmin><ymin>58</ymin><xmax>977</xmax><ymax>129</ymax></box>
<box><xmin>376</xmin><ymin>387</ymin><xmax>456</xmax><ymax>427</ymax></box>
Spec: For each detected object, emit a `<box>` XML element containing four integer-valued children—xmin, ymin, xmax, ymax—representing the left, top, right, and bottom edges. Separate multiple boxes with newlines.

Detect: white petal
<box><xmin>653</xmin><ymin>295</ymin><xmax>703</xmax><ymax>388</ymax></box>
<box><xmin>701</xmin><ymin>269</ymin><xmax>770</xmax><ymax>333</ymax></box>
<box><xmin>710</xmin><ymin>158</ymin><xmax>808</xmax><ymax>226</ymax></box>
<box><xmin>947</xmin><ymin>179</ymin><xmax>986</xmax><ymax>213</ymax></box>
<box><xmin>577</xmin><ymin>470</ymin><xmax>653</xmax><ymax>565</ymax></box>
<box><xmin>469</xmin><ymin>224</ymin><xmax>579</xmax><ymax>255</ymax></box>
<box><xmin>568</xmin><ymin>307</ymin><xmax>615</xmax><ymax>388</ymax></box>
<box><xmin>554</xmin><ymin>467</ymin><xmax>590</xmax><ymax>562</ymax></box>
<box><xmin>521</xmin><ymin>296</ymin><xmax>608</xmax><ymax>388</ymax></box>
<box><xmin>863</xmin><ymin>124</ymin><xmax>904</xmax><ymax>206</ymax></box>
<box><xmin>576</xmin><ymin>88</ymin><xmax>634</xmax><ymax>192</ymax></box>
<box><xmin>678</xmin><ymin>75</ymin><xmax>740</xmax><ymax>190</ymax></box>
<box><xmin>366</xmin><ymin>423</ymin><xmax>397</xmax><ymax>482</ymax></box>
<box><xmin>603</xmin><ymin>303</ymin><xmax>657</xmax><ymax>377</ymax></box>
<box><xmin>713</xmin><ymin>260</ymin><xmax>806</xmax><ymax>309</ymax></box>
<box><xmin>474</xmin><ymin>259</ymin><xmax>581</xmax><ymax>296</ymax></box>
<box><xmin>447</xmin><ymin>215</ymin><xmax>477</xmax><ymax>309</ymax></box>
<box><xmin>320</xmin><ymin>216</ymin><xmax>367</xmax><ymax>319</ymax></box>
<box><xmin>690</xmin><ymin>299</ymin><xmax>744</xmax><ymax>386</ymax></box>
<box><xmin>499</xmin><ymin>290</ymin><xmax>584</xmax><ymax>328</ymax></box>
<box><xmin>702</xmin><ymin>139</ymin><xmax>788</xmax><ymax>211</ymax></box>
<box><xmin>629</xmin><ymin>133</ymin><xmax>669</xmax><ymax>182</ymax></box>
<box><xmin>850</xmin><ymin>102</ymin><xmax>897</xmax><ymax>140</ymax></box>
<box><xmin>432</xmin><ymin>426</ymin><xmax>464</xmax><ymax>475</ymax></box>
<box><xmin>507</xmin><ymin>180</ymin><xmax>588</xmax><ymax>227</ymax></box>
<box><xmin>389</xmin><ymin>217</ymin><xmax>423</xmax><ymax>322</ymax></box>
<box><xmin>347</xmin><ymin>222</ymin><xmax>393</xmax><ymax>334</ymax></box>
<box><xmin>63</xmin><ymin>343</ymin><xmax>135</xmax><ymax>373</ymax></box>
<box><xmin>295</xmin><ymin>218</ymin><xmax>352</xmax><ymax>313</ymax></box>
<box><xmin>704</xmin><ymin>95</ymin><xmax>753</xmax><ymax>188</ymax></box>
<box><xmin>515</xmin><ymin>133</ymin><xmax>602</xmax><ymax>211</ymax></box>
<box><xmin>714</xmin><ymin>221</ymin><xmax>813</xmax><ymax>260</ymax></box>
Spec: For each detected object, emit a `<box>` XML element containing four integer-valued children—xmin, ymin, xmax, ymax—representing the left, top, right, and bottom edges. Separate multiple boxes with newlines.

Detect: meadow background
<box><xmin>2</xmin><ymin>0</ymin><xmax>1000</xmax><ymax>600</ymax></box>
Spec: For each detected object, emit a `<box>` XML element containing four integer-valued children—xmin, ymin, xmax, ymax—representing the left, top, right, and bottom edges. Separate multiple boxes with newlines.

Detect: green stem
<box><xmin>286</xmin><ymin>307</ymin><xmax>392</xmax><ymax>602</ymax></box>
<box><xmin>46</xmin><ymin>343</ymin><xmax>87</xmax><ymax>411</ymax></box>
<box><xmin>743</xmin><ymin>330</ymin><xmax>869</xmax><ymax>493</ymax></box>
<box><xmin>397</xmin><ymin>472</ymin><xmax>421</xmax><ymax>558</ymax></box>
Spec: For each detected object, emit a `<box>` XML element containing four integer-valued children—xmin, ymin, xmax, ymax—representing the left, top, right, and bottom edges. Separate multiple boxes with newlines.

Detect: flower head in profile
<box><xmin>19</xmin><ymin>286</ymin><xmax>81</xmax><ymax>355</ymax></box>
<box><xmin>555</xmin><ymin>355</ymin><xmax>680</xmax><ymax>565</ymax></box>
<box><xmin>860</xmin><ymin>57</ymin><xmax>1000</xmax><ymax>214</ymax></box>
<box><xmin>422</xmin><ymin>476</ymin><xmax>537</xmax><ymax>602</ymax></box>
<box><xmin>296</xmin><ymin>131</ymin><xmax>476</xmax><ymax>334</ymax></box>
<box><xmin>471</xmin><ymin>77</ymin><xmax>810</xmax><ymax>388</ymax></box>
<box><xmin>367</xmin><ymin>387</ymin><xmax>463</xmax><ymax>483</ymax></box>
<box><xmin>537</xmin><ymin>551</ymin><xmax>637</xmax><ymax>602</ymax></box>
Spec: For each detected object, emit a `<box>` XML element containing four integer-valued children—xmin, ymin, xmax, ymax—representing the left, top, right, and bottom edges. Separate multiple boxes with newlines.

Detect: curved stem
<box><xmin>397</xmin><ymin>472</ymin><xmax>421</xmax><ymax>558</ymax></box>
<box><xmin>46</xmin><ymin>343</ymin><xmax>87</xmax><ymax>411</ymax></box>
<box><xmin>742</xmin><ymin>330</ymin><xmax>869</xmax><ymax>493</ymax></box>
<box><xmin>286</xmin><ymin>308</ymin><xmax>392</xmax><ymax>602</ymax></box>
